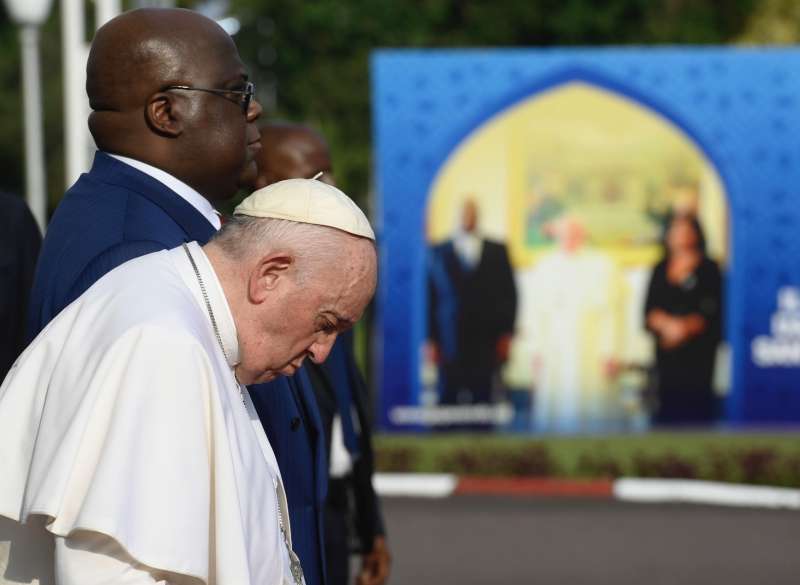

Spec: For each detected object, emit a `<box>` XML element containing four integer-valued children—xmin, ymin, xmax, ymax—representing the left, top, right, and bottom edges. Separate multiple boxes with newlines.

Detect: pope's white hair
<box><xmin>211</xmin><ymin>215</ymin><xmax>360</xmax><ymax>281</ymax></box>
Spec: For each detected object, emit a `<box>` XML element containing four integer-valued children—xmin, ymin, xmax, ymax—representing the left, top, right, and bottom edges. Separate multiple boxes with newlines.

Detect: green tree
<box><xmin>0</xmin><ymin>9</ymin><xmax>65</xmax><ymax>214</ymax></box>
<box><xmin>230</xmin><ymin>0</ymin><xmax>758</xmax><ymax>206</ymax></box>
<box><xmin>0</xmin><ymin>0</ymin><xmax>770</xmax><ymax>212</ymax></box>
<box><xmin>736</xmin><ymin>0</ymin><xmax>800</xmax><ymax>43</ymax></box>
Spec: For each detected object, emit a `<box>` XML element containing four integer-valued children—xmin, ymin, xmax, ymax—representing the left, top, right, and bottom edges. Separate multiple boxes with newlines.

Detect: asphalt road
<box><xmin>381</xmin><ymin>495</ymin><xmax>800</xmax><ymax>585</ymax></box>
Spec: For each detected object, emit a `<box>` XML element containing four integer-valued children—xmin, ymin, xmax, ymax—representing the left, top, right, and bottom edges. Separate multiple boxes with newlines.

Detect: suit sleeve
<box><xmin>343</xmin><ymin>333</ymin><xmax>387</xmax><ymax>548</ymax></box>
<box><xmin>495</xmin><ymin>243</ymin><xmax>517</xmax><ymax>336</ymax></box>
<box><xmin>427</xmin><ymin>247</ymin><xmax>440</xmax><ymax>344</ymax></box>
<box><xmin>8</xmin><ymin>201</ymin><xmax>41</xmax><ymax>374</ymax></box>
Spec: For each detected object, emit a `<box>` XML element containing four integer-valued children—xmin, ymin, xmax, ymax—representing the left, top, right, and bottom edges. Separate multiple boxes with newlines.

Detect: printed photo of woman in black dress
<box><xmin>644</xmin><ymin>214</ymin><xmax>723</xmax><ymax>425</ymax></box>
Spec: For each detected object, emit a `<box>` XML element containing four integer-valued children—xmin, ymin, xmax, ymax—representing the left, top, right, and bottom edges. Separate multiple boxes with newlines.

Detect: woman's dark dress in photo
<box><xmin>644</xmin><ymin>257</ymin><xmax>722</xmax><ymax>424</ymax></box>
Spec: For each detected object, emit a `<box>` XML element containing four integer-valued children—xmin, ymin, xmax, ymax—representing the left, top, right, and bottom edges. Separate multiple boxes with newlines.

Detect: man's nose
<box><xmin>308</xmin><ymin>335</ymin><xmax>337</xmax><ymax>364</ymax></box>
<box><xmin>247</xmin><ymin>97</ymin><xmax>263</xmax><ymax>122</ymax></box>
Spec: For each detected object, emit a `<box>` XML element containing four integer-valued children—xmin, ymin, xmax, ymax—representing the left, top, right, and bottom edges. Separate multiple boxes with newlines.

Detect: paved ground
<box><xmin>381</xmin><ymin>495</ymin><xmax>800</xmax><ymax>585</ymax></box>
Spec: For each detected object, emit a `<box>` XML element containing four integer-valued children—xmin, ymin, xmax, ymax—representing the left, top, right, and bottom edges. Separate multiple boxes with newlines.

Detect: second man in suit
<box><xmin>252</xmin><ymin>122</ymin><xmax>391</xmax><ymax>585</ymax></box>
<box><xmin>427</xmin><ymin>199</ymin><xmax>518</xmax><ymax>410</ymax></box>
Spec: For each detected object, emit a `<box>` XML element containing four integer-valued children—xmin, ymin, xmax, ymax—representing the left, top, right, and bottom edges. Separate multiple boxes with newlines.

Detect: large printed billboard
<box><xmin>372</xmin><ymin>49</ymin><xmax>800</xmax><ymax>432</ymax></box>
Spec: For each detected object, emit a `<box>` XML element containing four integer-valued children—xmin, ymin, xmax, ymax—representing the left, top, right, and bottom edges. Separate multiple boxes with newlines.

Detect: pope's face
<box><xmin>235</xmin><ymin>241</ymin><xmax>376</xmax><ymax>385</ymax></box>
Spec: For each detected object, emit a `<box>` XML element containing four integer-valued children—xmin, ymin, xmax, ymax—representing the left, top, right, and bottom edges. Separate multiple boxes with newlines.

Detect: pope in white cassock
<box><xmin>0</xmin><ymin>179</ymin><xmax>377</xmax><ymax>585</ymax></box>
<box><xmin>525</xmin><ymin>215</ymin><xmax>625</xmax><ymax>433</ymax></box>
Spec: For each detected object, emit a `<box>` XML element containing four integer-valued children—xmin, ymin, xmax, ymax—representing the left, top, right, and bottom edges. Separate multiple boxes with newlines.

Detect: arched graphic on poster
<box><xmin>423</xmin><ymin>78</ymin><xmax>730</xmax><ymax>432</ymax></box>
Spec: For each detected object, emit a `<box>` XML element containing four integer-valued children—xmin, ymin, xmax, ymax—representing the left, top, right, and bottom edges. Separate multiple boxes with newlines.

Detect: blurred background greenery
<box><xmin>375</xmin><ymin>432</ymin><xmax>800</xmax><ymax>485</ymax></box>
<box><xmin>2</xmin><ymin>0</ymin><xmax>800</xmax><ymax>214</ymax></box>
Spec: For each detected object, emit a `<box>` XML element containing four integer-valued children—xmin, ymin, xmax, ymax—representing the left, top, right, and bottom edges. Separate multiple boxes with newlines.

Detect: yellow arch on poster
<box><xmin>427</xmin><ymin>81</ymin><xmax>728</xmax><ymax>269</ymax></box>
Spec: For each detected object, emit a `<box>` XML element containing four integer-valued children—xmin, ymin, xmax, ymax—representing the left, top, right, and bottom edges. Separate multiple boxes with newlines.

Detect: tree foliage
<box><xmin>230</xmin><ymin>0</ymin><xmax>758</xmax><ymax>206</ymax></box>
<box><xmin>0</xmin><ymin>0</ymin><xmax>770</xmax><ymax>211</ymax></box>
<box><xmin>0</xmin><ymin>9</ymin><xmax>64</xmax><ymax>211</ymax></box>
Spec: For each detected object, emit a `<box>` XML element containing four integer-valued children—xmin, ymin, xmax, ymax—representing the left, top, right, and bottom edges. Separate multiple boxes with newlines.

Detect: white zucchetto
<box><xmin>234</xmin><ymin>178</ymin><xmax>375</xmax><ymax>241</ymax></box>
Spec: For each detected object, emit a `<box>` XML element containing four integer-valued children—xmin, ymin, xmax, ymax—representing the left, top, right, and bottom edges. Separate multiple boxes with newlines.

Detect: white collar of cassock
<box><xmin>175</xmin><ymin>241</ymin><xmax>241</xmax><ymax>368</ymax></box>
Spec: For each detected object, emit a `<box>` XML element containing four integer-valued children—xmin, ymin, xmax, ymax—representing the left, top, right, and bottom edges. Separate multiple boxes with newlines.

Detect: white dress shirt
<box><xmin>328</xmin><ymin>415</ymin><xmax>354</xmax><ymax>478</ymax></box>
<box><xmin>453</xmin><ymin>230</ymin><xmax>483</xmax><ymax>270</ymax></box>
<box><xmin>107</xmin><ymin>153</ymin><xmax>222</xmax><ymax>230</ymax></box>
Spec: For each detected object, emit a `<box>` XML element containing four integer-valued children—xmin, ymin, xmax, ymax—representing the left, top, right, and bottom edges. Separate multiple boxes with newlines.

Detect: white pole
<box><xmin>3</xmin><ymin>0</ymin><xmax>55</xmax><ymax>229</ymax></box>
<box><xmin>95</xmin><ymin>0</ymin><xmax>120</xmax><ymax>28</ymax></box>
<box><xmin>19</xmin><ymin>24</ymin><xmax>47</xmax><ymax>232</ymax></box>
<box><xmin>61</xmin><ymin>0</ymin><xmax>90</xmax><ymax>188</ymax></box>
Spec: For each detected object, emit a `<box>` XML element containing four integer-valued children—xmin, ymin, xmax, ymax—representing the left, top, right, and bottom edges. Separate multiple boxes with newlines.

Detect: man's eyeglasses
<box><xmin>163</xmin><ymin>81</ymin><xmax>255</xmax><ymax>114</ymax></box>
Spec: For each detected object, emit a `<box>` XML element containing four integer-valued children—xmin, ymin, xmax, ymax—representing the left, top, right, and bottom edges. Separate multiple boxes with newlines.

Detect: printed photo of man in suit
<box><xmin>251</xmin><ymin>122</ymin><xmax>391</xmax><ymax>585</ymax></box>
<box><xmin>427</xmin><ymin>198</ymin><xmax>517</xmax><ymax>412</ymax></box>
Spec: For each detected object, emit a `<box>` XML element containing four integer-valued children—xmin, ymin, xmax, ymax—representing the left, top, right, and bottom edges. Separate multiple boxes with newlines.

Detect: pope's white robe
<box><xmin>526</xmin><ymin>249</ymin><xmax>626</xmax><ymax>433</ymax></box>
<box><xmin>0</xmin><ymin>242</ymin><xmax>300</xmax><ymax>585</ymax></box>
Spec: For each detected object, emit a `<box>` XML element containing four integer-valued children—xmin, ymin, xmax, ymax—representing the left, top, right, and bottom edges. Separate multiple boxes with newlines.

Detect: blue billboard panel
<box><xmin>372</xmin><ymin>48</ymin><xmax>800</xmax><ymax>431</ymax></box>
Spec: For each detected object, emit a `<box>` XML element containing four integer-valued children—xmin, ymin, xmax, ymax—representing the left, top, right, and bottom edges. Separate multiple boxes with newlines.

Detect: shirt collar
<box><xmin>107</xmin><ymin>153</ymin><xmax>222</xmax><ymax>230</ymax></box>
<box><xmin>173</xmin><ymin>241</ymin><xmax>240</xmax><ymax>368</ymax></box>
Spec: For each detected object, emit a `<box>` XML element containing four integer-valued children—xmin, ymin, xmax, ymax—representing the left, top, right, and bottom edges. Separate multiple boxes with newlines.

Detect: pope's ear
<box><xmin>145</xmin><ymin>92</ymin><xmax>183</xmax><ymax>137</ymax></box>
<box><xmin>249</xmin><ymin>253</ymin><xmax>293</xmax><ymax>303</ymax></box>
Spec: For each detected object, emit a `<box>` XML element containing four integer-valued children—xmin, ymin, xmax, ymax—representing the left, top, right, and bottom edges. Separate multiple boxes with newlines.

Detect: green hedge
<box><xmin>374</xmin><ymin>432</ymin><xmax>800</xmax><ymax>487</ymax></box>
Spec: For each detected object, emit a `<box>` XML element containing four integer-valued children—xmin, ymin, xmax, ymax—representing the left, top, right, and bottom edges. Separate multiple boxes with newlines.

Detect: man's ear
<box><xmin>145</xmin><ymin>93</ymin><xmax>183</xmax><ymax>137</ymax></box>
<box><xmin>248</xmin><ymin>252</ymin><xmax>293</xmax><ymax>303</ymax></box>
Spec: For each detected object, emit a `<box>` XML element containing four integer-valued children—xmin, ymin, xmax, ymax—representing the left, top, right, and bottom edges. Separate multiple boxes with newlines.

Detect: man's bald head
<box><xmin>86</xmin><ymin>8</ymin><xmax>262</xmax><ymax>202</ymax></box>
<box><xmin>252</xmin><ymin>123</ymin><xmax>333</xmax><ymax>189</ymax></box>
<box><xmin>87</xmin><ymin>9</ymin><xmax>234</xmax><ymax>113</ymax></box>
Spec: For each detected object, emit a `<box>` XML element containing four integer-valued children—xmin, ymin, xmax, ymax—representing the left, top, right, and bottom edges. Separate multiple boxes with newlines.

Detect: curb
<box><xmin>614</xmin><ymin>478</ymin><xmax>800</xmax><ymax>509</ymax></box>
<box><xmin>455</xmin><ymin>477</ymin><xmax>613</xmax><ymax>498</ymax></box>
<box><xmin>373</xmin><ymin>473</ymin><xmax>800</xmax><ymax>510</ymax></box>
<box><xmin>373</xmin><ymin>473</ymin><xmax>458</xmax><ymax>498</ymax></box>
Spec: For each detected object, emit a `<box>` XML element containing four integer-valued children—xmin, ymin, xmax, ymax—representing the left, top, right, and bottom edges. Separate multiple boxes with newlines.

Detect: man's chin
<box><xmin>237</xmin><ymin>161</ymin><xmax>259</xmax><ymax>191</ymax></box>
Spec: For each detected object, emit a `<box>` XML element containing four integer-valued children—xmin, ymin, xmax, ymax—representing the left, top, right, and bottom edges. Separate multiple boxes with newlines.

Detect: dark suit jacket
<box><xmin>307</xmin><ymin>331</ymin><xmax>384</xmax><ymax>551</ymax></box>
<box><xmin>428</xmin><ymin>238</ymin><xmax>517</xmax><ymax>366</ymax></box>
<box><xmin>250</xmin><ymin>368</ymin><xmax>328</xmax><ymax>585</ymax></box>
<box><xmin>27</xmin><ymin>152</ymin><xmax>217</xmax><ymax>334</ymax></box>
<box><xmin>26</xmin><ymin>151</ymin><xmax>328</xmax><ymax>585</ymax></box>
<box><xmin>0</xmin><ymin>192</ymin><xmax>41</xmax><ymax>381</ymax></box>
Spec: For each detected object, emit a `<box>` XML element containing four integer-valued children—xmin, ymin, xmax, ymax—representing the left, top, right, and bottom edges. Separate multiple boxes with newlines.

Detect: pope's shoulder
<box><xmin>52</xmin><ymin>247</ymin><xmax>213</xmax><ymax>350</ymax></box>
<box><xmin>9</xmin><ymin>248</ymin><xmax>219</xmax><ymax>402</ymax></box>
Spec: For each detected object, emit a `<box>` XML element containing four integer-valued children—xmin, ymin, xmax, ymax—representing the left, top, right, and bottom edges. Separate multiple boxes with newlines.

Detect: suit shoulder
<box><xmin>0</xmin><ymin>191</ymin><xmax>39</xmax><ymax>239</ymax></box>
<box><xmin>0</xmin><ymin>191</ymin><xmax>29</xmax><ymax>217</ymax></box>
<box><xmin>429</xmin><ymin>241</ymin><xmax>453</xmax><ymax>253</ymax></box>
<box><xmin>482</xmin><ymin>239</ymin><xmax>510</xmax><ymax>254</ymax></box>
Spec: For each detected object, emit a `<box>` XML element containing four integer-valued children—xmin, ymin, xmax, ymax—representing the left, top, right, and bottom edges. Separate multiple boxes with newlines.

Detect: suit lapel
<box><xmin>90</xmin><ymin>152</ymin><xmax>217</xmax><ymax>244</ymax></box>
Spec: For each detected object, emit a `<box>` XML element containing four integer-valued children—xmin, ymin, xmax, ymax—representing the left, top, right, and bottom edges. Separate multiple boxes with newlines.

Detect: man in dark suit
<box><xmin>28</xmin><ymin>8</ymin><xmax>263</xmax><ymax>332</ymax></box>
<box><xmin>253</xmin><ymin>123</ymin><xmax>391</xmax><ymax>585</ymax></box>
<box><xmin>428</xmin><ymin>199</ymin><xmax>517</xmax><ymax>408</ymax></box>
<box><xmin>26</xmin><ymin>11</ymin><xmax>331</xmax><ymax>585</ymax></box>
<box><xmin>0</xmin><ymin>192</ymin><xmax>41</xmax><ymax>381</ymax></box>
